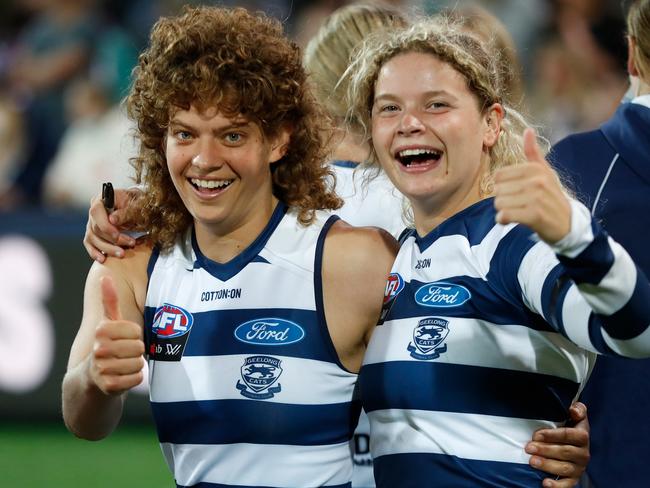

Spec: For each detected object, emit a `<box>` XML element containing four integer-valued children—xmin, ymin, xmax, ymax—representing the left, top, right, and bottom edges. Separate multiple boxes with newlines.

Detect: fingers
<box><xmin>568</xmin><ymin>402</ymin><xmax>588</xmax><ymax>425</ymax></box>
<box><xmin>100</xmin><ymin>276</ymin><xmax>122</xmax><ymax>321</ymax></box>
<box><xmin>541</xmin><ymin>477</ymin><xmax>580</xmax><ymax>488</ymax></box>
<box><xmin>523</xmin><ymin>128</ymin><xmax>549</xmax><ymax>167</ymax></box>
<box><xmin>532</xmin><ymin>426</ymin><xmax>589</xmax><ymax>448</ymax></box>
<box><xmin>94</xmin><ymin>370</ymin><xmax>144</xmax><ymax>396</ymax></box>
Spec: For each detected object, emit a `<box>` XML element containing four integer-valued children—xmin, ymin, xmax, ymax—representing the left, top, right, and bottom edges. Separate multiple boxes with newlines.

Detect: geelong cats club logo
<box><xmin>236</xmin><ymin>356</ymin><xmax>283</xmax><ymax>399</ymax></box>
<box><xmin>407</xmin><ymin>317</ymin><xmax>450</xmax><ymax>360</ymax></box>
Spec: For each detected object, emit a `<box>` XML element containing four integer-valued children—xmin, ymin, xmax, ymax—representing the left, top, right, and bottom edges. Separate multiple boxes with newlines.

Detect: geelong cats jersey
<box><xmin>361</xmin><ymin>197</ymin><xmax>650</xmax><ymax>487</ymax></box>
<box><xmin>144</xmin><ymin>203</ymin><xmax>359</xmax><ymax>488</ymax></box>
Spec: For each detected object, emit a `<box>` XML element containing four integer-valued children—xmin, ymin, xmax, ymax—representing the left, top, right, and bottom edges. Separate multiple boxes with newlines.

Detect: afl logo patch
<box><xmin>148</xmin><ymin>303</ymin><xmax>194</xmax><ymax>362</ymax></box>
<box><xmin>414</xmin><ymin>282</ymin><xmax>471</xmax><ymax>308</ymax></box>
<box><xmin>152</xmin><ymin>303</ymin><xmax>194</xmax><ymax>338</ymax></box>
<box><xmin>234</xmin><ymin>318</ymin><xmax>305</xmax><ymax>346</ymax></box>
<box><xmin>384</xmin><ymin>273</ymin><xmax>405</xmax><ymax>304</ymax></box>
<box><xmin>236</xmin><ymin>356</ymin><xmax>283</xmax><ymax>400</ymax></box>
<box><xmin>407</xmin><ymin>317</ymin><xmax>450</xmax><ymax>360</ymax></box>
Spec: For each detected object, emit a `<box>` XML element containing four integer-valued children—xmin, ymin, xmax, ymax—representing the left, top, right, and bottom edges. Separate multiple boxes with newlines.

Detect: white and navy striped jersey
<box><xmin>361</xmin><ymin>197</ymin><xmax>650</xmax><ymax>487</ymax></box>
<box><xmin>143</xmin><ymin>203</ymin><xmax>359</xmax><ymax>488</ymax></box>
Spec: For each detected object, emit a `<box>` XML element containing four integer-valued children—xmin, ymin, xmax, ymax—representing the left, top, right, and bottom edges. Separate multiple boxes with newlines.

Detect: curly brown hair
<box><xmin>127</xmin><ymin>6</ymin><xmax>341</xmax><ymax>250</ymax></box>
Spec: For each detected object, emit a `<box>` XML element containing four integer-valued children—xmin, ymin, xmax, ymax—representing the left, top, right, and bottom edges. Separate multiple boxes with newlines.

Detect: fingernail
<box><xmin>526</xmin><ymin>443</ymin><xmax>538</xmax><ymax>454</ymax></box>
<box><xmin>530</xmin><ymin>456</ymin><xmax>542</xmax><ymax>467</ymax></box>
<box><xmin>127</xmin><ymin>238</ymin><xmax>136</xmax><ymax>247</ymax></box>
<box><xmin>115</xmin><ymin>250</ymin><xmax>124</xmax><ymax>258</ymax></box>
<box><xmin>533</xmin><ymin>432</ymin><xmax>544</xmax><ymax>442</ymax></box>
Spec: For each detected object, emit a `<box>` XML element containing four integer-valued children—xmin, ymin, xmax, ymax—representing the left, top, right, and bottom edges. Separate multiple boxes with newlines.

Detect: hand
<box><xmin>88</xmin><ymin>276</ymin><xmax>145</xmax><ymax>396</ymax></box>
<box><xmin>493</xmin><ymin>128</ymin><xmax>572</xmax><ymax>244</ymax></box>
<box><xmin>84</xmin><ymin>188</ymin><xmax>141</xmax><ymax>262</ymax></box>
<box><xmin>526</xmin><ymin>402</ymin><xmax>590</xmax><ymax>487</ymax></box>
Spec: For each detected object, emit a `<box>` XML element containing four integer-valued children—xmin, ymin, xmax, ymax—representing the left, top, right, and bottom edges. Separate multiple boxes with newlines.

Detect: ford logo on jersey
<box><xmin>152</xmin><ymin>303</ymin><xmax>194</xmax><ymax>338</ymax></box>
<box><xmin>234</xmin><ymin>318</ymin><xmax>305</xmax><ymax>346</ymax></box>
<box><xmin>414</xmin><ymin>282</ymin><xmax>471</xmax><ymax>307</ymax></box>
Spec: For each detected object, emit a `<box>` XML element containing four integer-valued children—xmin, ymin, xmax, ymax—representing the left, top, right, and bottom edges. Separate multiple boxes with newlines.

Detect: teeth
<box><xmin>397</xmin><ymin>148</ymin><xmax>441</xmax><ymax>158</ymax></box>
<box><xmin>191</xmin><ymin>178</ymin><xmax>232</xmax><ymax>189</ymax></box>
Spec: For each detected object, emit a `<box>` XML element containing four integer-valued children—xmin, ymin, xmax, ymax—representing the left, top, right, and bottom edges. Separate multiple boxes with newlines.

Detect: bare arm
<box><xmin>321</xmin><ymin>220</ymin><xmax>398</xmax><ymax>372</ymax></box>
<box><xmin>62</xmin><ymin>245</ymin><xmax>149</xmax><ymax>440</ymax></box>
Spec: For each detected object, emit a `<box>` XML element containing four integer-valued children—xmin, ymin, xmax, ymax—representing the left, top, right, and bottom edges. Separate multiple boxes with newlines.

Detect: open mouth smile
<box><xmin>395</xmin><ymin>148</ymin><xmax>443</xmax><ymax>167</ymax></box>
<box><xmin>189</xmin><ymin>178</ymin><xmax>234</xmax><ymax>195</ymax></box>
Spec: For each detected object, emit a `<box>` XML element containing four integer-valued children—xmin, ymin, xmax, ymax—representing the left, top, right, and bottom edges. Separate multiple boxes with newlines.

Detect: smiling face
<box><xmin>166</xmin><ymin>104</ymin><xmax>288</xmax><ymax>238</ymax></box>
<box><xmin>371</xmin><ymin>51</ymin><xmax>501</xmax><ymax>230</ymax></box>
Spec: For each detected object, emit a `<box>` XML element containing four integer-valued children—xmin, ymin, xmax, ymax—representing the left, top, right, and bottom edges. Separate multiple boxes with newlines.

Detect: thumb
<box><xmin>523</xmin><ymin>128</ymin><xmax>548</xmax><ymax>166</ymax></box>
<box><xmin>101</xmin><ymin>275</ymin><xmax>122</xmax><ymax>320</ymax></box>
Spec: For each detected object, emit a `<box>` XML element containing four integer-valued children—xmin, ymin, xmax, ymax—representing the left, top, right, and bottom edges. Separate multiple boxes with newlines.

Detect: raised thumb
<box><xmin>100</xmin><ymin>275</ymin><xmax>122</xmax><ymax>320</ymax></box>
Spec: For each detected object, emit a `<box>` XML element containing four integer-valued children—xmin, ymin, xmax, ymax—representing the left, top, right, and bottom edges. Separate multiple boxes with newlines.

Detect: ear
<box><xmin>268</xmin><ymin>125</ymin><xmax>292</xmax><ymax>164</ymax></box>
<box><xmin>483</xmin><ymin>103</ymin><xmax>504</xmax><ymax>149</ymax></box>
<box><xmin>628</xmin><ymin>36</ymin><xmax>639</xmax><ymax>77</ymax></box>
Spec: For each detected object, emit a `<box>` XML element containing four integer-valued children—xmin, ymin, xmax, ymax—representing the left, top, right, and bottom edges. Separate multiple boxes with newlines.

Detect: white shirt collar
<box><xmin>631</xmin><ymin>94</ymin><xmax>650</xmax><ymax>109</ymax></box>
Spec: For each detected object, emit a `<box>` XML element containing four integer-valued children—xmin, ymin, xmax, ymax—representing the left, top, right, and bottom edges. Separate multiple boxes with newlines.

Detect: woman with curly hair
<box><xmin>61</xmin><ymin>6</ymin><xmax>396</xmax><ymax>488</ymax></box>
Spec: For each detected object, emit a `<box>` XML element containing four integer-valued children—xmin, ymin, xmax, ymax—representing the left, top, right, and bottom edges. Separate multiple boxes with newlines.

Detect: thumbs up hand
<box><xmin>493</xmin><ymin>128</ymin><xmax>572</xmax><ymax>244</ymax></box>
<box><xmin>89</xmin><ymin>275</ymin><xmax>145</xmax><ymax>396</ymax></box>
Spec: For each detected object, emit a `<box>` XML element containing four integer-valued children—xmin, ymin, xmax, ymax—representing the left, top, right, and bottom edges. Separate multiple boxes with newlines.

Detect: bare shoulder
<box><xmin>86</xmin><ymin>241</ymin><xmax>153</xmax><ymax>319</ymax></box>
<box><xmin>324</xmin><ymin>220</ymin><xmax>399</xmax><ymax>275</ymax></box>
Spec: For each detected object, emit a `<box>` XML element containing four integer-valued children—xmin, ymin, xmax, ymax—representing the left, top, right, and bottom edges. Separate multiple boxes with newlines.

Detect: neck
<box><xmin>194</xmin><ymin>196</ymin><xmax>279</xmax><ymax>263</ymax></box>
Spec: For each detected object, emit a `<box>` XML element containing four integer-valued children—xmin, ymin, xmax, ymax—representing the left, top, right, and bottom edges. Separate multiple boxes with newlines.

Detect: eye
<box><xmin>427</xmin><ymin>101</ymin><xmax>448</xmax><ymax>110</ymax></box>
<box><xmin>174</xmin><ymin>130</ymin><xmax>193</xmax><ymax>141</ymax></box>
<box><xmin>225</xmin><ymin>132</ymin><xmax>243</xmax><ymax>144</ymax></box>
<box><xmin>380</xmin><ymin>104</ymin><xmax>399</xmax><ymax>113</ymax></box>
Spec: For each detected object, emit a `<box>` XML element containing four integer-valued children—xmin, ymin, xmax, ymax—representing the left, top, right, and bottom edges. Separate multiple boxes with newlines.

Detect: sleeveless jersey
<box><xmin>143</xmin><ymin>203</ymin><xmax>359</xmax><ymax>488</ymax></box>
<box><xmin>361</xmin><ymin>197</ymin><xmax>650</xmax><ymax>487</ymax></box>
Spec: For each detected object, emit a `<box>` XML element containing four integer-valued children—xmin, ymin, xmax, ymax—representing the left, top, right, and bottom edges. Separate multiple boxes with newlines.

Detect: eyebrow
<box><xmin>168</xmin><ymin>118</ymin><xmax>252</xmax><ymax>131</ymax></box>
<box><xmin>374</xmin><ymin>89</ymin><xmax>456</xmax><ymax>103</ymax></box>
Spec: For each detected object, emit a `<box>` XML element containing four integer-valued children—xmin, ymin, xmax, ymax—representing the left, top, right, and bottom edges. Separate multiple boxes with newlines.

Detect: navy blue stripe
<box><xmin>152</xmin><ymin>399</ymin><xmax>360</xmax><ymax>446</ymax></box>
<box><xmin>361</xmin><ymin>361</ymin><xmax>578</xmax><ymax>421</ymax></box>
<box><xmin>373</xmin><ymin>452</ymin><xmax>548</xmax><ymax>488</ymax></box>
<box><xmin>386</xmin><ymin>276</ymin><xmax>554</xmax><ymax>333</ymax></box>
<box><xmin>178</xmin><ymin>482</ymin><xmax>351</xmax><ymax>488</ymax></box>
<box><xmin>601</xmin><ymin>268</ymin><xmax>650</xmax><ymax>340</ymax></box>
<box><xmin>315</xmin><ymin>215</ymin><xmax>352</xmax><ymax>371</ymax></box>
<box><xmin>587</xmin><ymin>313</ymin><xmax>617</xmax><ymax>355</ymax></box>
<box><xmin>557</xmin><ymin>223</ymin><xmax>613</xmax><ymax>285</ymax></box>
<box><xmin>144</xmin><ymin>307</ymin><xmax>341</xmax><ymax>362</ymax></box>
<box><xmin>540</xmin><ymin>263</ymin><xmax>573</xmax><ymax>336</ymax></box>
<box><xmin>192</xmin><ymin>202</ymin><xmax>287</xmax><ymax>281</ymax></box>
<box><xmin>331</xmin><ymin>159</ymin><xmax>359</xmax><ymax>169</ymax></box>
<box><xmin>416</xmin><ymin>198</ymin><xmax>498</xmax><ymax>251</ymax></box>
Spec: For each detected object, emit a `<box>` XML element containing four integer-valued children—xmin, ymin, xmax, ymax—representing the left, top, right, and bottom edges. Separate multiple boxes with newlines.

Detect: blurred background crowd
<box><xmin>0</xmin><ymin>0</ymin><xmax>631</xmax><ymax>212</ymax></box>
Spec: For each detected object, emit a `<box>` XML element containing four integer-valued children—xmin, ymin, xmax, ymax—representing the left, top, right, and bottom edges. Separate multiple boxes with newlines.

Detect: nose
<box><xmin>397</xmin><ymin>111</ymin><xmax>425</xmax><ymax>136</ymax></box>
<box><xmin>191</xmin><ymin>139</ymin><xmax>223</xmax><ymax>170</ymax></box>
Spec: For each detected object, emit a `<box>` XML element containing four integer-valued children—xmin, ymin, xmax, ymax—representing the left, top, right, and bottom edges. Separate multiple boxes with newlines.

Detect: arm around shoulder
<box><xmin>62</xmin><ymin>245</ymin><xmax>151</xmax><ymax>440</ymax></box>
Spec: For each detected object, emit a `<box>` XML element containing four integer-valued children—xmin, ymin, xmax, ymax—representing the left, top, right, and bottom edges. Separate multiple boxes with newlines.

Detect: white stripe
<box><xmin>368</xmin><ymin>409</ymin><xmax>557</xmax><ymax>464</ymax></box>
<box><xmin>560</xmin><ymin>285</ymin><xmax>598</xmax><ymax>353</ymax></box>
<box><xmin>591</xmin><ymin>153</ymin><xmax>618</xmax><ymax>216</ymax></box>
<box><xmin>149</xmin><ymin>354</ymin><xmax>356</xmax><ymax>404</ymax></box>
<box><xmin>603</xmin><ymin>324</ymin><xmax>650</xmax><ymax>358</ymax></box>
<box><xmin>576</xmin><ymin>238</ymin><xmax>636</xmax><ymax>314</ymax></box>
<box><xmin>518</xmin><ymin>240</ymin><xmax>561</xmax><ymax>314</ymax></box>
<box><xmin>408</xmin><ymin>224</ymin><xmax>516</xmax><ymax>282</ymax></box>
<box><xmin>550</xmin><ymin>199</ymin><xmax>595</xmax><ymax>258</ymax></box>
<box><xmin>364</xmin><ymin>317</ymin><xmax>590</xmax><ymax>383</ymax></box>
<box><xmin>166</xmin><ymin>441</ymin><xmax>353</xmax><ymax>487</ymax></box>
<box><xmin>147</xmin><ymin>263</ymin><xmax>317</xmax><ymax>312</ymax></box>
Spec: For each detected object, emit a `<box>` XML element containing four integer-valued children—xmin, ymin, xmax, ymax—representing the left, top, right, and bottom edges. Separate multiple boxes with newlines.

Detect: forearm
<box><xmin>62</xmin><ymin>356</ymin><xmax>125</xmax><ymax>440</ymax></box>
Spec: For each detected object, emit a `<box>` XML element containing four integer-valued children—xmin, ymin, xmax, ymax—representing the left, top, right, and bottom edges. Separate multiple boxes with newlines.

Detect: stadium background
<box><xmin>0</xmin><ymin>0</ymin><xmax>632</xmax><ymax>486</ymax></box>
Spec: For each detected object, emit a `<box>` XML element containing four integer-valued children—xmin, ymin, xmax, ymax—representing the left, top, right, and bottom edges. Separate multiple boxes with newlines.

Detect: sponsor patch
<box><xmin>407</xmin><ymin>317</ymin><xmax>450</xmax><ymax>360</ymax></box>
<box><xmin>414</xmin><ymin>281</ymin><xmax>471</xmax><ymax>308</ymax></box>
<box><xmin>148</xmin><ymin>303</ymin><xmax>194</xmax><ymax>361</ymax></box>
<box><xmin>236</xmin><ymin>356</ymin><xmax>283</xmax><ymax>399</ymax></box>
<box><xmin>234</xmin><ymin>318</ymin><xmax>304</xmax><ymax>346</ymax></box>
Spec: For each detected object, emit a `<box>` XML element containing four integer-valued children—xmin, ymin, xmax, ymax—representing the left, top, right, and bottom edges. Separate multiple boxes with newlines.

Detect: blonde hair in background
<box><xmin>627</xmin><ymin>0</ymin><xmax>650</xmax><ymax>80</ymax></box>
<box><xmin>444</xmin><ymin>5</ymin><xmax>524</xmax><ymax>107</ymax></box>
<box><xmin>345</xmin><ymin>16</ymin><xmax>547</xmax><ymax>198</ymax></box>
<box><xmin>303</xmin><ymin>3</ymin><xmax>407</xmax><ymax>130</ymax></box>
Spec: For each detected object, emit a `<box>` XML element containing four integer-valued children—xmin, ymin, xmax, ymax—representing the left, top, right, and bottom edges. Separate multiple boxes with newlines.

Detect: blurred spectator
<box><xmin>43</xmin><ymin>78</ymin><xmax>136</xmax><ymax>210</ymax></box>
<box><xmin>0</xmin><ymin>0</ymin><xmax>100</xmax><ymax>209</ymax></box>
<box><xmin>0</xmin><ymin>97</ymin><xmax>24</xmax><ymax>194</ymax></box>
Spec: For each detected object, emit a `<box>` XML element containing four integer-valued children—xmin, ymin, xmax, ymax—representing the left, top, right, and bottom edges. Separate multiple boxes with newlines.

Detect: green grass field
<box><xmin>0</xmin><ymin>422</ymin><xmax>173</xmax><ymax>487</ymax></box>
